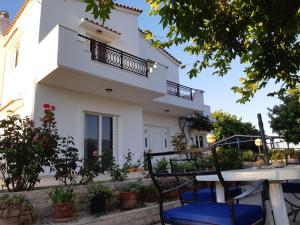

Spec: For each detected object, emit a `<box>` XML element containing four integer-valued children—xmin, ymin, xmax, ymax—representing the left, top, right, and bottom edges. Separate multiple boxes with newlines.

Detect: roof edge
<box><xmin>138</xmin><ymin>29</ymin><xmax>182</xmax><ymax>65</ymax></box>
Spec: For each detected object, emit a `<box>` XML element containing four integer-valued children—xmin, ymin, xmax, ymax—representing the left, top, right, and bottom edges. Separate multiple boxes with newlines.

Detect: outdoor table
<box><xmin>196</xmin><ymin>165</ymin><xmax>300</xmax><ymax>225</ymax></box>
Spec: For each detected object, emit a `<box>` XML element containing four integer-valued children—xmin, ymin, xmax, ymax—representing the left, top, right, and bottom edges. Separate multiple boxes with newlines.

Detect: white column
<box><xmin>269</xmin><ymin>182</ymin><xmax>290</xmax><ymax>225</ymax></box>
<box><xmin>215</xmin><ymin>182</ymin><xmax>225</xmax><ymax>202</ymax></box>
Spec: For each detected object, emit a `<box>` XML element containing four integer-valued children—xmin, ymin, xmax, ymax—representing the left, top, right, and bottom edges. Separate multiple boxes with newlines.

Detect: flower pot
<box><xmin>52</xmin><ymin>202</ymin><xmax>74</xmax><ymax>222</ymax></box>
<box><xmin>271</xmin><ymin>160</ymin><xmax>285</xmax><ymax>168</ymax></box>
<box><xmin>287</xmin><ymin>158</ymin><xmax>299</xmax><ymax>164</ymax></box>
<box><xmin>242</xmin><ymin>161</ymin><xmax>256</xmax><ymax>168</ymax></box>
<box><xmin>90</xmin><ymin>193</ymin><xmax>106</xmax><ymax>214</ymax></box>
<box><xmin>0</xmin><ymin>216</ymin><xmax>19</xmax><ymax>225</ymax></box>
<box><xmin>165</xmin><ymin>190</ymin><xmax>179</xmax><ymax>200</ymax></box>
<box><xmin>143</xmin><ymin>193</ymin><xmax>156</xmax><ymax>203</ymax></box>
<box><xmin>119</xmin><ymin>192</ymin><xmax>138</xmax><ymax>210</ymax></box>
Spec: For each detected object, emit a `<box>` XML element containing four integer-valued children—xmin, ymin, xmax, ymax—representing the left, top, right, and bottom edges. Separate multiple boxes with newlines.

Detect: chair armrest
<box><xmin>232</xmin><ymin>180</ymin><xmax>266</xmax><ymax>201</ymax></box>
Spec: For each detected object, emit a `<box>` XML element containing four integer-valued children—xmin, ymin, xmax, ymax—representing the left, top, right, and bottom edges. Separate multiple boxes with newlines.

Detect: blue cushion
<box><xmin>164</xmin><ymin>202</ymin><xmax>263</xmax><ymax>225</ymax></box>
<box><xmin>282</xmin><ymin>182</ymin><xmax>300</xmax><ymax>193</ymax></box>
<box><xmin>181</xmin><ymin>187</ymin><xmax>242</xmax><ymax>202</ymax></box>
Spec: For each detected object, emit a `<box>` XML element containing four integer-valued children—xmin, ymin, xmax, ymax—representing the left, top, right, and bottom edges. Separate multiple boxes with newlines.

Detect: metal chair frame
<box><xmin>145</xmin><ymin>147</ymin><xmax>268</xmax><ymax>225</ymax></box>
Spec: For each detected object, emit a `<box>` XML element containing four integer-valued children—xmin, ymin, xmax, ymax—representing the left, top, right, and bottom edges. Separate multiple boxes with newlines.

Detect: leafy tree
<box><xmin>212</xmin><ymin>110</ymin><xmax>259</xmax><ymax>140</ymax></box>
<box><xmin>268</xmin><ymin>88</ymin><xmax>300</xmax><ymax>145</ymax></box>
<box><xmin>83</xmin><ymin>0</ymin><xmax>300</xmax><ymax>103</ymax></box>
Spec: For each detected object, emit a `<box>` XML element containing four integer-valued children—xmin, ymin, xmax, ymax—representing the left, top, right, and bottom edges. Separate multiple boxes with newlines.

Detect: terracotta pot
<box><xmin>165</xmin><ymin>190</ymin><xmax>179</xmax><ymax>200</ymax></box>
<box><xmin>271</xmin><ymin>160</ymin><xmax>285</xmax><ymax>168</ymax></box>
<box><xmin>0</xmin><ymin>216</ymin><xmax>19</xmax><ymax>225</ymax></box>
<box><xmin>242</xmin><ymin>161</ymin><xmax>256</xmax><ymax>168</ymax></box>
<box><xmin>119</xmin><ymin>192</ymin><xmax>138</xmax><ymax>209</ymax></box>
<box><xmin>143</xmin><ymin>193</ymin><xmax>156</xmax><ymax>203</ymax></box>
<box><xmin>52</xmin><ymin>202</ymin><xmax>74</xmax><ymax>222</ymax></box>
<box><xmin>287</xmin><ymin>158</ymin><xmax>299</xmax><ymax>164</ymax></box>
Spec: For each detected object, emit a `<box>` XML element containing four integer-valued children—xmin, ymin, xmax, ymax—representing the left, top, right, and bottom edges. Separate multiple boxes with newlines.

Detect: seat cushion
<box><xmin>282</xmin><ymin>182</ymin><xmax>300</xmax><ymax>193</ymax></box>
<box><xmin>181</xmin><ymin>187</ymin><xmax>242</xmax><ymax>202</ymax></box>
<box><xmin>164</xmin><ymin>202</ymin><xmax>263</xmax><ymax>225</ymax></box>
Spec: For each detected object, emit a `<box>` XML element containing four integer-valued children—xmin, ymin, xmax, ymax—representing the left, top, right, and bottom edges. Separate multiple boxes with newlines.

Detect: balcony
<box><xmin>166</xmin><ymin>81</ymin><xmax>203</xmax><ymax>101</ymax></box>
<box><xmin>79</xmin><ymin>35</ymin><xmax>149</xmax><ymax>77</ymax></box>
<box><xmin>35</xmin><ymin>25</ymin><xmax>167</xmax><ymax>104</ymax></box>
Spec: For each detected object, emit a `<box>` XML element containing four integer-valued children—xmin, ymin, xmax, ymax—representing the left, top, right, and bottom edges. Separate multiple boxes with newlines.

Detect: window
<box><xmin>194</xmin><ymin>135</ymin><xmax>204</xmax><ymax>148</ymax></box>
<box><xmin>84</xmin><ymin>113</ymin><xmax>115</xmax><ymax>169</ymax></box>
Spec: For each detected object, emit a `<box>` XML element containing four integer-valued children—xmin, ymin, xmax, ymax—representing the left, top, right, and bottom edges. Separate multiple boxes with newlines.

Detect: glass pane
<box><xmin>199</xmin><ymin>136</ymin><xmax>204</xmax><ymax>147</ymax></box>
<box><xmin>102</xmin><ymin>116</ymin><xmax>113</xmax><ymax>169</ymax></box>
<box><xmin>84</xmin><ymin>114</ymin><xmax>99</xmax><ymax>159</ymax></box>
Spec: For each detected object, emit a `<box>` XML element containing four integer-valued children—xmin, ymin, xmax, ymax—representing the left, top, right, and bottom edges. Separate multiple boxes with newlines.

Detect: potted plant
<box><xmin>87</xmin><ymin>183</ymin><xmax>112</xmax><ymax>214</ymax></box>
<box><xmin>270</xmin><ymin>150</ymin><xmax>286</xmax><ymax>167</ymax></box>
<box><xmin>158</xmin><ymin>177</ymin><xmax>179</xmax><ymax>200</ymax></box>
<box><xmin>119</xmin><ymin>183</ymin><xmax>141</xmax><ymax>210</ymax></box>
<box><xmin>49</xmin><ymin>187</ymin><xmax>76</xmax><ymax>222</ymax></box>
<box><xmin>153</xmin><ymin>158</ymin><xmax>169</xmax><ymax>173</ymax></box>
<box><xmin>284</xmin><ymin>149</ymin><xmax>299</xmax><ymax>164</ymax></box>
<box><xmin>140</xmin><ymin>184</ymin><xmax>157</xmax><ymax>205</ymax></box>
<box><xmin>0</xmin><ymin>194</ymin><xmax>33</xmax><ymax>225</ymax></box>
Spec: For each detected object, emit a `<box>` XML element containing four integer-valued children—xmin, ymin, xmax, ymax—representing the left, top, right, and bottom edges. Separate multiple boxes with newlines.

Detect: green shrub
<box><xmin>0</xmin><ymin>194</ymin><xmax>32</xmax><ymax>210</ymax></box>
<box><xmin>108</xmin><ymin>151</ymin><xmax>133</xmax><ymax>182</ymax></box>
<box><xmin>216</xmin><ymin>147</ymin><xmax>243</xmax><ymax>170</ymax></box>
<box><xmin>153</xmin><ymin>158</ymin><xmax>169</xmax><ymax>173</ymax></box>
<box><xmin>49</xmin><ymin>187</ymin><xmax>76</xmax><ymax>204</ymax></box>
<box><xmin>140</xmin><ymin>184</ymin><xmax>157</xmax><ymax>195</ymax></box>
<box><xmin>122</xmin><ymin>182</ymin><xmax>142</xmax><ymax>193</ymax></box>
<box><xmin>171</xmin><ymin>161</ymin><xmax>195</xmax><ymax>172</ymax></box>
<box><xmin>241</xmin><ymin>150</ymin><xmax>258</xmax><ymax>162</ymax></box>
<box><xmin>270</xmin><ymin>149</ymin><xmax>285</xmax><ymax>161</ymax></box>
<box><xmin>87</xmin><ymin>183</ymin><xmax>112</xmax><ymax>200</ymax></box>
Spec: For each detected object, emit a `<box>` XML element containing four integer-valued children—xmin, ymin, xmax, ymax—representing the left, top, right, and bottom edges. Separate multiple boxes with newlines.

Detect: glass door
<box><xmin>84</xmin><ymin>114</ymin><xmax>114</xmax><ymax>169</ymax></box>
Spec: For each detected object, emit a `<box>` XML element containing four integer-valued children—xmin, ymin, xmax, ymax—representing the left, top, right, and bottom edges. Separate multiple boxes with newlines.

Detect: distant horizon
<box><xmin>0</xmin><ymin>0</ymin><xmax>282</xmax><ymax>135</ymax></box>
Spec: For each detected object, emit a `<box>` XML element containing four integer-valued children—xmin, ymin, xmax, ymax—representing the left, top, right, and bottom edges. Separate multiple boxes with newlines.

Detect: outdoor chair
<box><xmin>282</xmin><ymin>158</ymin><xmax>300</xmax><ymax>222</ymax></box>
<box><xmin>169</xmin><ymin>158</ymin><xmax>241</xmax><ymax>203</ymax></box>
<box><xmin>146</xmin><ymin>148</ymin><xmax>267</xmax><ymax>225</ymax></box>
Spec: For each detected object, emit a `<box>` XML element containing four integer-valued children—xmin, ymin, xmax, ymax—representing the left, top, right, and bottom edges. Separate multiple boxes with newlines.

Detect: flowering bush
<box><xmin>0</xmin><ymin>104</ymin><xmax>103</xmax><ymax>191</ymax></box>
<box><xmin>0</xmin><ymin>104</ymin><xmax>61</xmax><ymax>192</ymax></box>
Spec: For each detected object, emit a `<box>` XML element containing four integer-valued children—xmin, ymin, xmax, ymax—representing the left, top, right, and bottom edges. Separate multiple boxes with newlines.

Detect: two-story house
<box><xmin>0</xmin><ymin>0</ymin><xmax>211</xmax><ymax>166</ymax></box>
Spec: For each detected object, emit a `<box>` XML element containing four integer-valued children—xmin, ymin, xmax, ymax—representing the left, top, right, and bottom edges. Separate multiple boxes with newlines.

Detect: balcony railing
<box><xmin>79</xmin><ymin>34</ymin><xmax>148</xmax><ymax>77</ymax></box>
<box><xmin>167</xmin><ymin>81</ymin><xmax>198</xmax><ymax>100</ymax></box>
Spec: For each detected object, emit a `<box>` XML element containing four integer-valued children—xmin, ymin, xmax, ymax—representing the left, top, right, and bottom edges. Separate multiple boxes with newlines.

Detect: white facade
<box><xmin>0</xmin><ymin>0</ymin><xmax>211</xmax><ymax>166</ymax></box>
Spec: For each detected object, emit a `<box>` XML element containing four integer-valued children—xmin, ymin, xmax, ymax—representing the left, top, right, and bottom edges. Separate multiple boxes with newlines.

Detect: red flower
<box><xmin>43</xmin><ymin>104</ymin><xmax>50</xmax><ymax>108</ymax></box>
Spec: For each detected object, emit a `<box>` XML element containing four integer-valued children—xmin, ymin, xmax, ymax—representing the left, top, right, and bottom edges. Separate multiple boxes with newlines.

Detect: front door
<box><xmin>144</xmin><ymin>126</ymin><xmax>169</xmax><ymax>153</ymax></box>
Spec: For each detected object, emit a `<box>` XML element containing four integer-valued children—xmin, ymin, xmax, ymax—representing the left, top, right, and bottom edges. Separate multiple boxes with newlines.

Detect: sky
<box><xmin>0</xmin><ymin>0</ymin><xmax>281</xmax><ymax>134</ymax></box>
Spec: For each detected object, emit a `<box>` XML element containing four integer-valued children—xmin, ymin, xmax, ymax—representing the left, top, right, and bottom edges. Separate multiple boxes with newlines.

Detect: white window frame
<box><xmin>84</xmin><ymin>112</ymin><xmax>118</xmax><ymax>161</ymax></box>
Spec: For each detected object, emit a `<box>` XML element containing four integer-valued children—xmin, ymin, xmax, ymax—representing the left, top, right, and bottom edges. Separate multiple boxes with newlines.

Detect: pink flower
<box><xmin>43</xmin><ymin>104</ymin><xmax>50</xmax><ymax>109</ymax></box>
<box><xmin>50</xmin><ymin>105</ymin><xmax>55</xmax><ymax>110</ymax></box>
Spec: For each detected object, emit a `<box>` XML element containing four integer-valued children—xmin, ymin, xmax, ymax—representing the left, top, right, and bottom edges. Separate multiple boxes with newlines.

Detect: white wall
<box><xmin>138</xmin><ymin>34</ymin><xmax>180</xmax><ymax>83</ymax></box>
<box><xmin>39</xmin><ymin>0</ymin><xmax>140</xmax><ymax>55</ymax></box>
<box><xmin>1</xmin><ymin>0</ymin><xmax>42</xmax><ymax>117</ymax></box>
<box><xmin>34</xmin><ymin>84</ymin><xmax>144</xmax><ymax>165</ymax></box>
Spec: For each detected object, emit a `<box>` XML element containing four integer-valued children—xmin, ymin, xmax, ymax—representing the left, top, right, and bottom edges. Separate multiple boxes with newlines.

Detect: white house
<box><xmin>0</xmin><ymin>0</ymin><xmax>211</xmax><ymax>167</ymax></box>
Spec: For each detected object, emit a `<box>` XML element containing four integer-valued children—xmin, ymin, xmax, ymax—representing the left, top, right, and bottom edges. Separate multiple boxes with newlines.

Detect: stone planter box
<box><xmin>0</xmin><ymin>179</ymin><xmax>153</xmax><ymax>224</ymax></box>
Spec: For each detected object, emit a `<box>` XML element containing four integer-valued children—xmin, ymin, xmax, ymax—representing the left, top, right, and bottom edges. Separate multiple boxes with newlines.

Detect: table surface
<box><xmin>196</xmin><ymin>165</ymin><xmax>300</xmax><ymax>182</ymax></box>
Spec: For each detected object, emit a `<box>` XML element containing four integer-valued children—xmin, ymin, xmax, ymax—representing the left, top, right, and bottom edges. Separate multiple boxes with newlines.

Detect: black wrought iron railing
<box><xmin>167</xmin><ymin>80</ymin><xmax>198</xmax><ymax>100</ymax></box>
<box><xmin>79</xmin><ymin>34</ymin><xmax>148</xmax><ymax>77</ymax></box>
